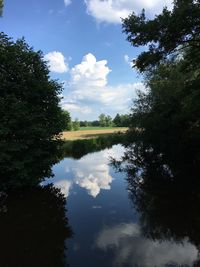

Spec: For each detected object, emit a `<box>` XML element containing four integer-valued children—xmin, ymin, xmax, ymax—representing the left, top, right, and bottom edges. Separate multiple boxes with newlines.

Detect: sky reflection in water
<box><xmin>46</xmin><ymin>144</ymin><xmax>199</xmax><ymax>267</ymax></box>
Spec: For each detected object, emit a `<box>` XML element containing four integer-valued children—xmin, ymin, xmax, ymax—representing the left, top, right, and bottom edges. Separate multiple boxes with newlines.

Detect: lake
<box><xmin>0</xmin><ymin>143</ymin><xmax>199</xmax><ymax>267</ymax></box>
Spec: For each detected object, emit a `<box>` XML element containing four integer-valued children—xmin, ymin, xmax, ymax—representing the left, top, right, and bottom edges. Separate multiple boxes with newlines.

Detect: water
<box><xmin>45</xmin><ymin>144</ymin><xmax>199</xmax><ymax>267</ymax></box>
<box><xmin>0</xmin><ymin>143</ymin><xmax>199</xmax><ymax>267</ymax></box>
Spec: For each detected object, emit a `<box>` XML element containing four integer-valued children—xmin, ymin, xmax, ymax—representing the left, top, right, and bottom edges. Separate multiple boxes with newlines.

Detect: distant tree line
<box><xmin>62</xmin><ymin>110</ymin><xmax>80</xmax><ymax>131</ymax></box>
<box><xmin>62</xmin><ymin>111</ymin><xmax>131</xmax><ymax>130</ymax></box>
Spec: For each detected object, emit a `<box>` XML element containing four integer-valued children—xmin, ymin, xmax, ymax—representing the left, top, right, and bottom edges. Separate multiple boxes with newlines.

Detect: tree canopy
<box><xmin>114</xmin><ymin>2</ymin><xmax>200</xmax><ymax>253</ymax></box>
<box><xmin>0</xmin><ymin>32</ymin><xmax>66</xmax><ymax>191</ymax></box>
<box><xmin>122</xmin><ymin>0</ymin><xmax>200</xmax><ymax>72</ymax></box>
<box><xmin>122</xmin><ymin>0</ymin><xmax>200</xmax><ymax>163</ymax></box>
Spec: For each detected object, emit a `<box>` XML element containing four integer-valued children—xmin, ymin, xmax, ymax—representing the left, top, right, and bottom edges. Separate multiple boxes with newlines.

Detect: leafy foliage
<box><xmin>122</xmin><ymin>0</ymin><xmax>200</xmax><ymax>72</ymax></box>
<box><xmin>122</xmin><ymin>0</ymin><xmax>200</xmax><ymax>162</ymax></box>
<box><xmin>113</xmin><ymin>113</ymin><xmax>130</xmax><ymax>127</ymax></box>
<box><xmin>72</xmin><ymin>118</ymin><xmax>80</xmax><ymax>131</ymax></box>
<box><xmin>0</xmin><ymin>33</ymin><xmax>66</xmax><ymax>191</ymax></box>
<box><xmin>117</xmin><ymin>0</ymin><xmax>200</xmax><ymax>259</ymax></box>
<box><xmin>62</xmin><ymin>110</ymin><xmax>72</xmax><ymax>131</ymax></box>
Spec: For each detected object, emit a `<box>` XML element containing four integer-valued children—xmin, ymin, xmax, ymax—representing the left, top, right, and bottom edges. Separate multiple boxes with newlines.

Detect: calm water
<box><xmin>46</xmin><ymin>144</ymin><xmax>198</xmax><ymax>267</ymax></box>
<box><xmin>0</xmin><ymin>144</ymin><xmax>199</xmax><ymax>267</ymax></box>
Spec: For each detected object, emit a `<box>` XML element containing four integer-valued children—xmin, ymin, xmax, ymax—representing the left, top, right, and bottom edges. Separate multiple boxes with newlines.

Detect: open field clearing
<box><xmin>61</xmin><ymin>127</ymin><xmax>128</xmax><ymax>140</ymax></box>
<box><xmin>78</xmin><ymin>126</ymin><xmax>118</xmax><ymax>131</ymax></box>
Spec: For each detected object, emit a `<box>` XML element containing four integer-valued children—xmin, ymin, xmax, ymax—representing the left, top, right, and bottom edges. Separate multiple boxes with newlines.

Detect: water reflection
<box><xmin>48</xmin><ymin>144</ymin><xmax>125</xmax><ymax>198</ymax></box>
<box><xmin>113</xmin><ymin>138</ymin><xmax>200</xmax><ymax>266</ymax></box>
<box><xmin>96</xmin><ymin>223</ymin><xmax>198</xmax><ymax>267</ymax></box>
<box><xmin>0</xmin><ymin>185</ymin><xmax>72</xmax><ymax>267</ymax></box>
<box><xmin>62</xmin><ymin>133</ymin><xmax>127</xmax><ymax>159</ymax></box>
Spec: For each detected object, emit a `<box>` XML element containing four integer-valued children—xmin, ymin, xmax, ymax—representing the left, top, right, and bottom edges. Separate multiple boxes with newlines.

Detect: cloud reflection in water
<box><xmin>52</xmin><ymin>144</ymin><xmax>125</xmax><ymax>198</ymax></box>
<box><xmin>96</xmin><ymin>223</ymin><xmax>198</xmax><ymax>267</ymax></box>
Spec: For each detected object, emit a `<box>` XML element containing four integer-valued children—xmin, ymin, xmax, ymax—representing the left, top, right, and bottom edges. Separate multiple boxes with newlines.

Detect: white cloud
<box><xmin>64</xmin><ymin>0</ymin><xmax>72</xmax><ymax>7</ymax></box>
<box><xmin>85</xmin><ymin>0</ymin><xmax>173</xmax><ymax>24</ymax></box>
<box><xmin>44</xmin><ymin>51</ymin><xmax>68</xmax><ymax>73</ymax></box>
<box><xmin>96</xmin><ymin>223</ymin><xmax>198</xmax><ymax>267</ymax></box>
<box><xmin>62</xmin><ymin>102</ymin><xmax>92</xmax><ymax>114</ymax></box>
<box><xmin>61</xmin><ymin>53</ymin><xmax>145</xmax><ymax>119</ymax></box>
<box><xmin>70</xmin><ymin>53</ymin><xmax>111</xmax><ymax>87</ymax></box>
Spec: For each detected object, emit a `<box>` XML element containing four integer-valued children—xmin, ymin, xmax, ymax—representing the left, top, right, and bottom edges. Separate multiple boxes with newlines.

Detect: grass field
<box><xmin>78</xmin><ymin>126</ymin><xmax>117</xmax><ymax>131</ymax></box>
<box><xmin>61</xmin><ymin>127</ymin><xmax>128</xmax><ymax>140</ymax></box>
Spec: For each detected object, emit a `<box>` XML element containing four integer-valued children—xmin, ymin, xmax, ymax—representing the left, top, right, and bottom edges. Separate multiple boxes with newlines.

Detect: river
<box><xmin>0</xmin><ymin>143</ymin><xmax>199</xmax><ymax>267</ymax></box>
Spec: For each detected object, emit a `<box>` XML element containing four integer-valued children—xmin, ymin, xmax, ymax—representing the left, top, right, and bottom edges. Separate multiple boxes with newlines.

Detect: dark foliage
<box><xmin>0</xmin><ymin>184</ymin><xmax>72</xmax><ymax>267</ymax></box>
<box><xmin>62</xmin><ymin>133</ymin><xmax>127</xmax><ymax>159</ymax></box>
<box><xmin>0</xmin><ymin>33</ymin><xmax>66</xmax><ymax>191</ymax></box>
<box><xmin>114</xmin><ymin>1</ymin><xmax>200</xmax><ymax>264</ymax></box>
<box><xmin>113</xmin><ymin>113</ymin><xmax>130</xmax><ymax>127</ymax></box>
<box><xmin>122</xmin><ymin>0</ymin><xmax>200</xmax><ymax>72</ymax></box>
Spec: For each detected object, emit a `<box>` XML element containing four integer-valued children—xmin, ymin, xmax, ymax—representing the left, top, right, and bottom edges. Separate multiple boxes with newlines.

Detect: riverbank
<box><xmin>61</xmin><ymin>127</ymin><xmax>128</xmax><ymax>141</ymax></box>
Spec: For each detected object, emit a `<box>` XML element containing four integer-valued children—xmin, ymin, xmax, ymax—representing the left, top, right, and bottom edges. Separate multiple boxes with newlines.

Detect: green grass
<box><xmin>79</xmin><ymin>126</ymin><xmax>126</xmax><ymax>131</ymax></box>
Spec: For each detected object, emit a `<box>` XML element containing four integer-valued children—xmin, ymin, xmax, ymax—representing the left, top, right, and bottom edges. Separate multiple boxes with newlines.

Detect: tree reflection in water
<box><xmin>0</xmin><ymin>184</ymin><xmax>72</xmax><ymax>267</ymax></box>
<box><xmin>113</xmin><ymin>139</ymin><xmax>200</xmax><ymax>266</ymax></box>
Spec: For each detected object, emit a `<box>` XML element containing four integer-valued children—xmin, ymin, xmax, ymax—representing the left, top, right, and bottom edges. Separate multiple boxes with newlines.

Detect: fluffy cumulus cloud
<box><xmin>61</xmin><ymin>53</ymin><xmax>144</xmax><ymax>119</ymax></box>
<box><xmin>85</xmin><ymin>0</ymin><xmax>173</xmax><ymax>23</ymax></box>
<box><xmin>44</xmin><ymin>51</ymin><xmax>68</xmax><ymax>73</ymax></box>
<box><xmin>70</xmin><ymin>53</ymin><xmax>111</xmax><ymax>87</ymax></box>
<box><xmin>96</xmin><ymin>223</ymin><xmax>198</xmax><ymax>266</ymax></box>
<box><xmin>64</xmin><ymin>0</ymin><xmax>72</xmax><ymax>7</ymax></box>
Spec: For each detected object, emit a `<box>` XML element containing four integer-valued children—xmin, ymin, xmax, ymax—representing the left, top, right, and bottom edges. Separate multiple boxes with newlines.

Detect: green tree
<box><xmin>0</xmin><ymin>32</ymin><xmax>66</xmax><ymax>191</ymax></box>
<box><xmin>105</xmin><ymin>115</ymin><xmax>112</xmax><ymax>127</ymax></box>
<box><xmin>72</xmin><ymin>118</ymin><xmax>80</xmax><ymax>131</ymax></box>
<box><xmin>62</xmin><ymin>110</ymin><xmax>72</xmax><ymax>131</ymax></box>
<box><xmin>99</xmin><ymin>113</ymin><xmax>106</xmax><ymax>127</ymax></box>
<box><xmin>122</xmin><ymin>0</ymin><xmax>200</xmax><ymax>72</ymax></box>
<box><xmin>113</xmin><ymin>113</ymin><xmax>121</xmax><ymax>127</ymax></box>
<box><xmin>122</xmin><ymin>0</ymin><xmax>200</xmax><ymax>162</ymax></box>
<box><xmin>120</xmin><ymin>114</ymin><xmax>130</xmax><ymax>127</ymax></box>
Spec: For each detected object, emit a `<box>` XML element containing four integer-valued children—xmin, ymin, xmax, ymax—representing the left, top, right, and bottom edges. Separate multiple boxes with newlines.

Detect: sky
<box><xmin>1</xmin><ymin>0</ymin><xmax>172</xmax><ymax>120</ymax></box>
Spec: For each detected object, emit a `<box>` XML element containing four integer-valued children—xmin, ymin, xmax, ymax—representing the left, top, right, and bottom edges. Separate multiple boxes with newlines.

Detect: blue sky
<box><xmin>1</xmin><ymin>0</ymin><xmax>172</xmax><ymax>120</ymax></box>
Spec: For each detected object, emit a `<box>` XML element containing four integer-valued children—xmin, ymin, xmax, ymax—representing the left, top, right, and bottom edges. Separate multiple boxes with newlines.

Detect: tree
<box><xmin>0</xmin><ymin>32</ymin><xmax>66</xmax><ymax>191</ymax></box>
<box><xmin>122</xmin><ymin>0</ymin><xmax>200</xmax><ymax>72</ymax></box>
<box><xmin>72</xmin><ymin>119</ymin><xmax>80</xmax><ymax>131</ymax></box>
<box><xmin>105</xmin><ymin>115</ymin><xmax>112</xmax><ymax>127</ymax></box>
<box><xmin>113</xmin><ymin>113</ymin><xmax>121</xmax><ymax>127</ymax></box>
<box><xmin>99</xmin><ymin>113</ymin><xmax>106</xmax><ymax>127</ymax></box>
<box><xmin>62</xmin><ymin>110</ymin><xmax>72</xmax><ymax>131</ymax></box>
<box><xmin>120</xmin><ymin>114</ymin><xmax>130</xmax><ymax>127</ymax></box>
<box><xmin>122</xmin><ymin>1</ymin><xmax>200</xmax><ymax>162</ymax></box>
<box><xmin>91</xmin><ymin>120</ymin><xmax>99</xmax><ymax>127</ymax></box>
